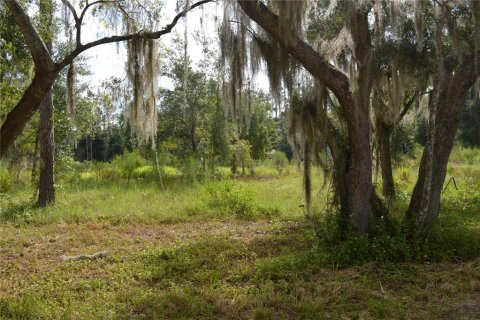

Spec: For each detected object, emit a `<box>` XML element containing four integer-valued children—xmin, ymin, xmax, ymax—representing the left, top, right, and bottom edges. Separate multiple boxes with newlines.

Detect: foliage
<box><xmin>201</xmin><ymin>179</ymin><xmax>279</xmax><ymax>220</ymax></box>
<box><xmin>328</xmin><ymin>223</ymin><xmax>412</xmax><ymax>267</ymax></box>
<box><xmin>247</xmin><ymin>94</ymin><xmax>274</xmax><ymax>160</ymax></box>
<box><xmin>0</xmin><ymin>165</ymin><xmax>12</xmax><ymax>193</ymax></box>
<box><xmin>273</xmin><ymin>118</ymin><xmax>294</xmax><ymax>161</ymax></box>
<box><xmin>391</xmin><ymin>123</ymin><xmax>416</xmax><ymax>162</ymax></box>
<box><xmin>112</xmin><ymin>151</ymin><xmax>146</xmax><ymax>186</ymax></box>
<box><xmin>181</xmin><ymin>156</ymin><xmax>200</xmax><ymax>183</ymax></box>
<box><xmin>414</xmin><ymin>117</ymin><xmax>428</xmax><ymax>146</ymax></box>
<box><xmin>459</xmin><ymin>93</ymin><xmax>480</xmax><ymax>147</ymax></box>
<box><xmin>449</xmin><ymin>146</ymin><xmax>480</xmax><ymax>165</ymax></box>
<box><xmin>1</xmin><ymin>158</ymin><xmax>480</xmax><ymax>318</ymax></box>
<box><xmin>0</xmin><ymin>296</ymin><xmax>43</xmax><ymax>320</ymax></box>
<box><xmin>211</xmin><ymin>102</ymin><xmax>230</xmax><ymax>164</ymax></box>
<box><xmin>230</xmin><ymin>139</ymin><xmax>253</xmax><ymax>175</ymax></box>
<box><xmin>270</xmin><ymin>151</ymin><xmax>288</xmax><ymax>174</ymax></box>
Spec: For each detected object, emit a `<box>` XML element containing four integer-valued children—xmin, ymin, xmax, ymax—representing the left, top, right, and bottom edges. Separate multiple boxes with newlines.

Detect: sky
<box><xmin>78</xmin><ymin>1</ymin><xmax>270</xmax><ymax>92</ymax></box>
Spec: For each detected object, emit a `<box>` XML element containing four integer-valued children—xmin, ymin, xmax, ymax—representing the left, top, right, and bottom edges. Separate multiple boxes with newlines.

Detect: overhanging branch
<box><xmin>56</xmin><ymin>0</ymin><xmax>215</xmax><ymax>70</ymax></box>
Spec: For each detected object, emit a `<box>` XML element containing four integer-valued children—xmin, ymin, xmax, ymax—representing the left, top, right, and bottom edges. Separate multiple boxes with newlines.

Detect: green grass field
<box><xmin>1</xmin><ymin>162</ymin><xmax>480</xmax><ymax>319</ymax></box>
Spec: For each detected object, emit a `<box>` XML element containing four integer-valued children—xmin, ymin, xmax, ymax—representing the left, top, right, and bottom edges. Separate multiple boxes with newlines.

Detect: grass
<box><xmin>1</xmin><ymin>162</ymin><xmax>480</xmax><ymax>319</ymax></box>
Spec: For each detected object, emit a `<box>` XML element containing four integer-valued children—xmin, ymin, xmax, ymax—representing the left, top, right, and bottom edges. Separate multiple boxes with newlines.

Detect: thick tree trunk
<box><xmin>238</xmin><ymin>1</ymin><xmax>383</xmax><ymax>234</ymax></box>
<box><xmin>407</xmin><ymin>55</ymin><xmax>480</xmax><ymax>234</ymax></box>
<box><xmin>376</xmin><ymin>122</ymin><xmax>395</xmax><ymax>198</ymax></box>
<box><xmin>346</xmin><ymin>100</ymin><xmax>375</xmax><ymax>234</ymax></box>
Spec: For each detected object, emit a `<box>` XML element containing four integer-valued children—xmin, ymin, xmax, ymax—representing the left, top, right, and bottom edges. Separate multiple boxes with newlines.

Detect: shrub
<box><xmin>97</xmin><ymin>166</ymin><xmax>122</xmax><ymax>182</ymax></box>
<box><xmin>55</xmin><ymin>154</ymin><xmax>77</xmax><ymax>182</ymax></box>
<box><xmin>418</xmin><ymin>216</ymin><xmax>480</xmax><ymax>262</ymax></box>
<box><xmin>230</xmin><ymin>140</ymin><xmax>253</xmax><ymax>175</ymax></box>
<box><xmin>201</xmin><ymin>180</ymin><xmax>279</xmax><ymax>219</ymax></box>
<box><xmin>270</xmin><ymin>151</ymin><xmax>288</xmax><ymax>174</ymax></box>
<box><xmin>181</xmin><ymin>156</ymin><xmax>200</xmax><ymax>183</ymax></box>
<box><xmin>450</xmin><ymin>146</ymin><xmax>480</xmax><ymax>164</ymax></box>
<box><xmin>329</xmin><ymin>229</ymin><xmax>412</xmax><ymax>267</ymax></box>
<box><xmin>133</xmin><ymin>165</ymin><xmax>155</xmax><ymax>179</ymax></box>
<box><xmin>112</xmin><ymin>151</ymin><xmax>146</xmax><ymax>186</ymax></box>
<box><xmin>0</xmin><ymin>296</ymin><xmax>42</xmax><ymax>319</ymax></box>
<box><xmin>0</xmin><ymin>166</ymin><xmax>12</xmax><ymax>193</ymax></box>
<box><xmin>203</xmin><ymin>180</ymin><xmax>256</xmax><ymax>219</ymax></box>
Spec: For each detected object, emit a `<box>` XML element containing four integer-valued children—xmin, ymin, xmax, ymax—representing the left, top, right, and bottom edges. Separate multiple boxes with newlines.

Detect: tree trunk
<box><xmin>376</xmin><ymin>121</ymin><xmax>395</xmax><ymax>198</ymax></box>
<box><xmin>407</xmin><ymin>54</ymin><xmax>480</xmax><ymax>234</ymax></box>
<box><xmin>37</xmin><ymin>0</ymin><xmax>55</xmax><ymax>207</ymax></box>
<box><xmin>37</xmin><ymin>85</ymin><xmax>55</xmax><ymax>206</ymax></box>
<box><xmin>31</xmin><ymin>128</ymin><xmax>39</xmax><ymax>186</ymax></box>
<box><xmin>346</xmin><ymin>101</ymin><xmax>374</xmax><ymax>234</ymax></box>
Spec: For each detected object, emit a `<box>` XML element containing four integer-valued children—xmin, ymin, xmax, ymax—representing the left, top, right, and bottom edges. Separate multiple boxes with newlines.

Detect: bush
<box><xmin>133</xmin><ymin>165</ymin><xmax>155</xmax><ymax>179</ymax></box>
<box><xmin>203</xmin><ymin>180</ymin><xmax>256</xmax><ymax>219</ymax></box>
<box><xmin>418</xmin><ymin>215</ymin><xmax>480</xmax><ymax>262</ymax></box>
<box><xmin>0</xmin><ymin>296</ymin><xmax>43</xmax><ymax>319</ymax></box>
<box><xmin>324</xmin><ymin>210</ymin><xmax>480</xmax><ymax>268</ymax></box>
<box><xmin>270</xmin><ymin>151</ymin><xmax>288</xmax><ymax>174</ymax></box>
<box><xmin>112</xmin><ymin>151</ymin><xmax>146</xmax><ymax>186</ymax></box>
<box><xmin>181</xmin><ymin>156</ymin><xmax>200</xmax><ymax>183</ymax></box>
<box><xmin>201</xmin><ymin>180</ymin><xmax>279</xmax><ymax>219</ymax></box>
<box><xmin>0</xmin><ymin>166</ymin><xmax>12</xmax><ymax>193</ymax></box>
<box><xmin>55</xmin><ymin>154</ymin><xmax>77</xmax><ymax>182</ymax></box>
<box><xmin>97</xmin><ymin>166</ymin><xmax>122</xmax><ymax>182</ymax></box>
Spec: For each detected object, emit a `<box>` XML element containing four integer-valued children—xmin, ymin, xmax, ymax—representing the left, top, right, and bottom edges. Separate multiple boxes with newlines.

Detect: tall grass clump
<box><xmin>270</xmin><ymin>151</ymin><xmax>289</xmax><ymax>175</ymax></box>
<box><xmin>0</xmin><ymin>165</ymin><xmax>12</xmax><ymax>193</ymax></box>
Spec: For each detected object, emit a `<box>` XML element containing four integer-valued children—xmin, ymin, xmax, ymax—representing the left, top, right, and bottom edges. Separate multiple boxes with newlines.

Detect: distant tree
<box><xmin>247</xmin><ymin>94</ymin><xmax>273</xmax><ymax>160</ymax></box>
<box><xmin>414</xmin><ymin>118</ymin><xmax>428</xmax><ymax>147</ymax></box>
<box><xmin>274</xmin><ymin>118</ymin><xmax>293</xmax><ymax>162</ymax></box>
<box><xmin>231</xmin><ymin>139</ymin><xmax>253</xmax><ymax>176</ymax></box>
<box><xmin>211</xmin><ymin>100</ymin><xmax>229</xmax><ymax>166</ymax></box>
<box><xmin>459</xmin><ymin>92</ymin><xmax>480</xmax><ymax>147</ymax></box>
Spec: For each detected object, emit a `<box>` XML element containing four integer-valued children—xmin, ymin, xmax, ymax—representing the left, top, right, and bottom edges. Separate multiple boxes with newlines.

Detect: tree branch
<box><xmin>56</xmin><ymin>0</ymin><xmax>215</xmax><ymax>70</ymax></box>
<box><xmin>0</xmin><ymin>0</ymin><xmax>214</xmax><ymax>157</ymax></box>
<box><xmin>60</xmin><ymin>0</ymin><xmax>81</xmax><ymax>46</ymax></box>
<box><xmin>60</xmin><ymin>0</ymin><xmax>79</xmax><ymax>22</ymax></box>
<box><xmin>236</xmin><ymin>0</ymin><xmax>353</xmax><ymax>112</ymax></box>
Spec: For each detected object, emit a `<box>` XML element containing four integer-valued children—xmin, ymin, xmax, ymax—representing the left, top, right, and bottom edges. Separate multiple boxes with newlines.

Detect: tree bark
<box><xmin>376</xmin><ymin>121</ymin><xmax>395</xmax><ymax>198</ymax></box>
<box><xmin>37</xmin><ymin>0</ymin><xmax>55</xmax><ymax>207</ymax></box>
<box><xmin>37</xmin><ymin>87</ymin><xmax>55</xmax><ymax>206</ymax></box>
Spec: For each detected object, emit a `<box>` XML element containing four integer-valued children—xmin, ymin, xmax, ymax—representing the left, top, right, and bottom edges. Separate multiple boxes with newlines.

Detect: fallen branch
<box><xmin>60</xmin><ymin>250</ymin><xmax>109</xmax><ymax>261</ymax></box>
